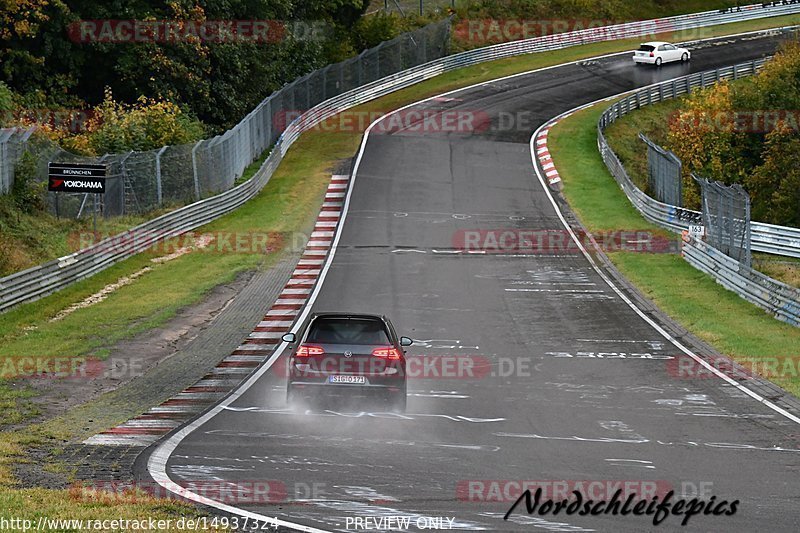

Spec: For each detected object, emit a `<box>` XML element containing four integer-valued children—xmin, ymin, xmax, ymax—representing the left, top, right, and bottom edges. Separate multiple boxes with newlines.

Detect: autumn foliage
<box><xmin>666</xmin><ymin>41</ymin><xmax>800</xmax><ymax>226</ymax></box>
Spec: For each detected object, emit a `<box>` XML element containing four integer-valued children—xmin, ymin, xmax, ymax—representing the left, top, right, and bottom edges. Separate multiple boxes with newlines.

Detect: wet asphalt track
<box><xmin>142</xmin><ymin>32</ymin><xmax>800</xmax><ymax>532</ymax></box>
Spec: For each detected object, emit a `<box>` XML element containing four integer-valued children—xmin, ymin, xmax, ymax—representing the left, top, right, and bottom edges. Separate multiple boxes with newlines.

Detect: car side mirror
<box><xmin>282</xmin><ymin>332</ymin><xmax>296</xmax><ymax>343</ymax></box>
<box><xmin>400</xmin><ymin>336</ymin><xmax>413</xmax><ymax>347</ymax></box>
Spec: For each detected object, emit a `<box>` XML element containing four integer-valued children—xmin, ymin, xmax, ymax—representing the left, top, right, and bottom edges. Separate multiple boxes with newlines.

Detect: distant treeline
<box><xmin>0</xmin><ymin>1</ymin><xmax>428</xmax><ymax>136</ymax></box>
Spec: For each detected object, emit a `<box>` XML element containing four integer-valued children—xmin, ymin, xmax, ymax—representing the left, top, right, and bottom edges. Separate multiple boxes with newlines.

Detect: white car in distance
<box><xmin>633</xmin><ymin>42</ymin><xmax>691</xmax><ymax>66</ymax></box>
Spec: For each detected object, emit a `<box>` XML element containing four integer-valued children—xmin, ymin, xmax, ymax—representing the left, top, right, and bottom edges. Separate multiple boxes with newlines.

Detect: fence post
<box><xmin>119</xmin><ymin>151</ymin><xmax>134</xmax><ymax>217</ymax></box>
<box><xmin>264</xmin><ymin>97</ymin><xmax>272</xmax><ymax>147</ymax></box>
<box><xmin>191</xmin><ymin>140</ymin><xmax>203</xmax><ymax>201</ymax></box>
<box><xmin>0</xmin><ymin>129</ymin><xmax>14</xmax><ymax>194</ymax></box>
<box><xmin>321</xmin><ymin>65</ymin><xmax>330</xmax><ymax>100</ymax></box>
<box><xmin>155</xmin><ymin>145</ymin><xmax>167</xmax><ymax>205</ymax></box>
<box><xmin>396</xmin><ymin>37</ymin><xmax>403</xmax><ymax>70</ymax></box>
<box><xmin>19</xmin><ymin>126</ymin><xmax>35</xmax><ymax>154</ymax></box>
<box><xmin>375</xmin><ymin>43</ymin><xmax>382</xmax><ymax>79</ymax></box>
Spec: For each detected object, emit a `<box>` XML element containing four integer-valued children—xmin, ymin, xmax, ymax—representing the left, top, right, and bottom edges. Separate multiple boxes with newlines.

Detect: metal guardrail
<box><xmin>597</xmin><ymin>55</ymin><xmax>800</xmax><ymax>326</ymax></box>
<box><xmin>3</xmin><ymin>3</ymin><xmax>800</xmax><ymax>313</ymax></box>
<box><xmin>682</xmin><ymin>232</ymin><xmax>800</xmax><ymax>327</ymax></box>
<box><xmin>597</xmin><ymin>57</ymin><xmax>800</xmax><ymax>258</ymax></box>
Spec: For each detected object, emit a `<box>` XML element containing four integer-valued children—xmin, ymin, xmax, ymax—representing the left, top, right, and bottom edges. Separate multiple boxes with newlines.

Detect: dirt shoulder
<box><xmin>11</xmin><ymin>250</ymin><xmax>299</xmax><ymax>490</ymax></box>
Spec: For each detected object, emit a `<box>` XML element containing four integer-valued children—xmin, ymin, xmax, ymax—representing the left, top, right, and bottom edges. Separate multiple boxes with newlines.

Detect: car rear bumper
<box><xmin>288</xmin><ymin>381</ymin><xmax>405</xmax><ymax>401</ymax></box>
<box><xmin>633</xmin><ymin>55</ymin><xmax>656</xmax><ymax>64</ymax></box>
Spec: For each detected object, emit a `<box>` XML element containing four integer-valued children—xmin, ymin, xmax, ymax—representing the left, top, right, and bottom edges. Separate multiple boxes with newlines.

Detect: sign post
<box><xmin>48</xmin><ymin>163</ymin><xmax>107</xmax><ymax>230</ymax></box>
<box><xmin>689</xmin><ymin>224</ymin><xmax>706</xmax><ymax>240</ymax></box>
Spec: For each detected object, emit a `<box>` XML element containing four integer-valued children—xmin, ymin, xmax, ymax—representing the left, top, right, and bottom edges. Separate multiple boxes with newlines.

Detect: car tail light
<box><xmin>650</xmin><ymin>52</ymin><xmax>654</xmax><ymax>57</ymax></box>
<box><xmin>296</xmin><ymin>344</ymin><xmax>324</xmax><ymax>357</ymax></box>
<box><xmin>372</xmin><ymin>347</ymin><xmax>401</xmax><ymax>360</ymax></box>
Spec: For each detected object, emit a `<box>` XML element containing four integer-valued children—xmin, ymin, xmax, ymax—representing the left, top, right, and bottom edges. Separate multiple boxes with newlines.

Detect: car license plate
<box><xmin>329</xmin><ymin>375</ymin><xmax>366</xmax><ymax>384</ymax></box>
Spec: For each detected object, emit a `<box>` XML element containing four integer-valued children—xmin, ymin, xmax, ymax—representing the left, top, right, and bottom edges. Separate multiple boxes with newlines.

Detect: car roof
<box><xmin>640</xmin><ymin>41</ymin><xmax>670</xmax><ymax>46</ymax></box>
<box><xmin>310</xmin><ymin>312</ymin><xmax>388</xmax><ymax>321</ymax></box>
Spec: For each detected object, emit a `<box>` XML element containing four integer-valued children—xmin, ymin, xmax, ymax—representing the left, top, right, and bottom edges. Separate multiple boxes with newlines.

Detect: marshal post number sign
<box><xmin>48</xmin><ymin>162</ymin><xmax>107</xmax><ymax>193</ymax></box>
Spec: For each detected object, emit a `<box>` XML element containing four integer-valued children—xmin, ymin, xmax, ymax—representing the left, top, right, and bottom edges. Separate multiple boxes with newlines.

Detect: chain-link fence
<box><xmin>639</xmin><ymin>133</ymin><xmax>682</xmax><ymax>207</ymax></box>
<box><xmin>0</xmin><ymin>18</ymin><xmax>451</xmax><ymax>218</ymax></box>
<box><xmin>372</xmin><ymin>0</ymin><xmax>455</xmax><ymax>17</ymax></box>
<box><xmin>694</xmin><ymin>175</ymin><xmax>752</xmax><ymax>267</ymax></box>
<box><xmin>0</xmin><ymin>127</ymin><xmax>36</xmax><ymax>194</ymax></box>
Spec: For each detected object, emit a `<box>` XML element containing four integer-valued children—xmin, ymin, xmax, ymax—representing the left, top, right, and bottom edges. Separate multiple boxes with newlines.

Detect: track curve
<box><xmin>142</xmin><ymin>31</ymin><xmax>800</xmax><ymax>532</ymax></box>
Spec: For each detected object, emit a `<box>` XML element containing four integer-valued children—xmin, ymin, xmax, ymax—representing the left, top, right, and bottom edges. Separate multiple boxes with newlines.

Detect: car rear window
<box><xmin>638</xmin><ymin>45</ymin><xmax>655</xmax><ymax>51</ymax></box>
<box><xmin>306</xmin><ymin>318</ymin><xmax>390</xmax><ymax>345</ymax></box>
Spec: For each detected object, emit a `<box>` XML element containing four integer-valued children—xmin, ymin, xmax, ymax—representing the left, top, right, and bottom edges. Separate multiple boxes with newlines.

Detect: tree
<box><xmin>748</xmin><ymin>124</ymin><xmax>800</xmax><ymax>227</ymax></box>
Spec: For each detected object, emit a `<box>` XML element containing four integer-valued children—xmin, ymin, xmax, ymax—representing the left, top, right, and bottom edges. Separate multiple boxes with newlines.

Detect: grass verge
<box><xmin>549</xmin><ymin>103</ymin><xmax>800</xmax><ymax>397</ymax></box>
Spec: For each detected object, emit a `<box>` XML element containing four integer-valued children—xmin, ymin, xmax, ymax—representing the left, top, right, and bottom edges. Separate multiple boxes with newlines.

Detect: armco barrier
<box><xmin>3</xmin><ymin>3</ymin><xmax>800</xmax><ymax>313</ymax></box>
<box><xmin>596</xmin><ymin>56</ymin><xmax>800</xmax><ymax>326</ymax></box>
<box><xmin>597</xmin><ymin>57</ymin><xmax>800</xmax><ymax>258</ymax></box>
<box><xmin>682</xmin><ymin>232</ymin><xmax>800</xmax><ymax>327</ymax></box>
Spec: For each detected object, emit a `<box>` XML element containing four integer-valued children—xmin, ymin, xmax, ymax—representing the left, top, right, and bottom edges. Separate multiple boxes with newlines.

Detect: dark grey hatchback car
<box><xmin>282</xmin><ymin>313</ymin><xmax>413</xmax><ymax>412</ymax></box>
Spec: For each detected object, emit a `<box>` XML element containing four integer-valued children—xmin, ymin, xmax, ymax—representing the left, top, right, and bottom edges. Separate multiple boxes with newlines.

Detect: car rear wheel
<box><xmin>681</xmin><ymin>52</ymin><xmax>689</xmax><ymax>62</ymax></box>
<box><xmin>286</xmin><ymin>385</ymin><xmax>295</xmax><ymax>406</ymax></box>
<box><xmin>655</xmin><ymin>57</ymin><xmax>662</xmax><ymax>67</ymax></box>
<box><xmin>389</xmin><ymin>392</ymin><xmax>407</xmax><ymax>413</ymax></box>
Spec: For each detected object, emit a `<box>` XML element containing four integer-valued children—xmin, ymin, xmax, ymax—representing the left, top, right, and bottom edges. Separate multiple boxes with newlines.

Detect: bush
<box><xmin>665</xmin><ymin>41</ymin><xmax>800</xmax><ymax>224</ymax></box>
<box><xmin>0</xmin><ymin>81</ymin><xmax>13</xmax><ymax>127</ymax></box>
<box><xmin>73</xmin><ymin>88</ymin><xmax>206</xmax><ymax>155</ymax></box>
<box><xmin>11</xmin><ymin>151</ymin><xmax>46</xmax><ymax>214</ymax></box>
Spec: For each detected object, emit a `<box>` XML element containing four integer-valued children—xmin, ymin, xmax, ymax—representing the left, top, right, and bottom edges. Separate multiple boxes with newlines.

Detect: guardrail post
<box><xmin>191</xmin><ymin>140</ymin><xmax>203</xmax><ymax>201</ymax></box>
<box><xmin>155</xmin><ymin>145</ymin><xmax>167</xmax><ymax>205</ymax></box>
<box><xmin>733</xmin><ymin>64</ymin><xmax>738</xmax><ymax>80</ymax></box>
